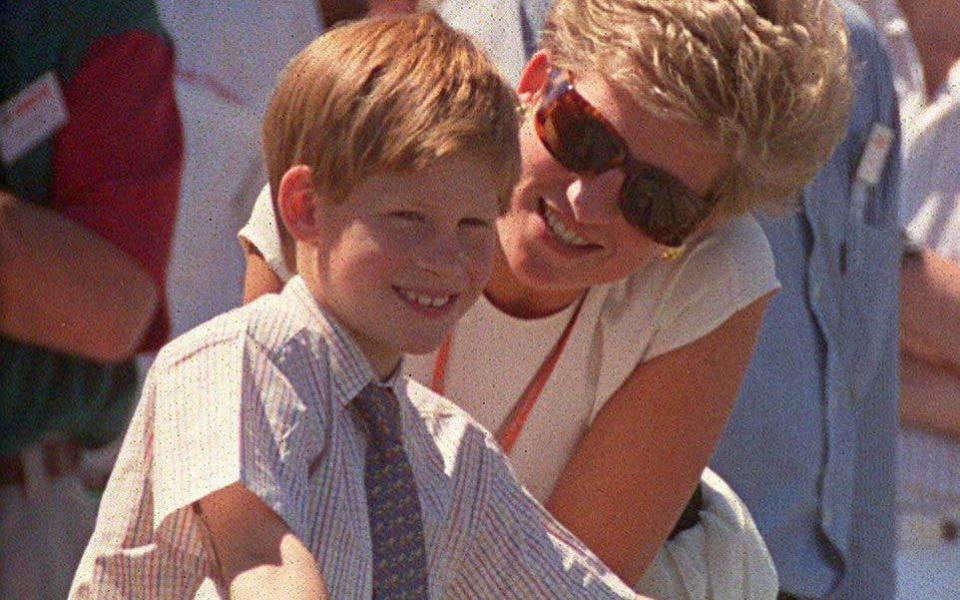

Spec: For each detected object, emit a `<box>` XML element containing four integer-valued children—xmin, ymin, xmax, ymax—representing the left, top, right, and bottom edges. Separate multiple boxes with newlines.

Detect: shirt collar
<box><xmin>283</xmin><ymin>276</ymin><xmax>404</xmax><ymax>407</ymax></box>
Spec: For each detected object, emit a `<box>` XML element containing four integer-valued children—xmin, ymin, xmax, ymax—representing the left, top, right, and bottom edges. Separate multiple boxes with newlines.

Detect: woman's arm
<box><xmin>545</xmin><ymin>292</ymin><xmax>773</xmax><ymax>585</ymax></box>
<box><xmin>197</xmin><ymin>483</ymin><xmax>328</xmax><ymax>599</ymax></box>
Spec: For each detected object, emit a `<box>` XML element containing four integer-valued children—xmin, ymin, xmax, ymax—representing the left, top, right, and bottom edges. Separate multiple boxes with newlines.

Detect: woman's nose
<box><xmin>567</xmin><ymin>169</ymin><xmax>623</xmax><ymax>224</ymax></box>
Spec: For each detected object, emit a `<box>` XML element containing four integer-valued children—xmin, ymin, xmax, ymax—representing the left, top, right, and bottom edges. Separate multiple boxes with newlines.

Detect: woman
<box><xmin>240</xmin><ymin>0</ymin><xmax>852</xmax><ymax>593</ymax></box>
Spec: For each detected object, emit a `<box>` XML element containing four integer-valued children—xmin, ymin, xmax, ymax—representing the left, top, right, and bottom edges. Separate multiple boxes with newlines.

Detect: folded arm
<box><xmin>0</xmin><ymin>190</ymin><xmax>157</xmax><ymax>362</ymax></box>
<box><xmin>900</xmin><ymin>249</ymin><xmax>960</xmax><ymax>369</ymax></box>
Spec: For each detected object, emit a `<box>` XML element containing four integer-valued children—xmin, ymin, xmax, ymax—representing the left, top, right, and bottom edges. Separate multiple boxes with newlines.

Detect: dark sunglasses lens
<box><xmin>621</xmin><ymin>171</ymin><xmax>707</xmax><ymax>248</ymax></box>
<box><xmin>537</xmin><ymin>93</ymin><xmax>624</xmax><ymax>175</ymax></box>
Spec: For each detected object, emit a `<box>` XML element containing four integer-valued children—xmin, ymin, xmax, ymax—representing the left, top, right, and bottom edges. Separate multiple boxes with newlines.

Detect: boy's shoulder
<box><xmin>398</xmin><ymin>376</ymin><xmax>502</xmax><ymax>454</ymax></box>
<box><xmin>152</xmin><ymin>291</ymin><xmax>325</xmax><ymax>375</ymax></box>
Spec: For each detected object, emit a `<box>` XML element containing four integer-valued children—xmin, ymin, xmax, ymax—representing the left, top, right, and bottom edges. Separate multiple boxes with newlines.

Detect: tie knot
<box><xmin>353</xmin><ymin>383</ymin><xmax>404</xmax><ymax>447</ymax></box>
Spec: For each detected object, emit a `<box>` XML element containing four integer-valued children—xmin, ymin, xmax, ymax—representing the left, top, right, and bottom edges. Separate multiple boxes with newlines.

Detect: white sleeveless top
<box><xmin>404</xmin><ymin>214</ymin><xmax>778</xmax><ymax>500</ymax></box>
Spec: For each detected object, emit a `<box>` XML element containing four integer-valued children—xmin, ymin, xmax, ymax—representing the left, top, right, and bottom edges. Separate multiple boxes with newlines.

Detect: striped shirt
<box><xmin>70</xmin><ymin>276</ymin><xmax>641</xmax><ymax>599</ymax></box>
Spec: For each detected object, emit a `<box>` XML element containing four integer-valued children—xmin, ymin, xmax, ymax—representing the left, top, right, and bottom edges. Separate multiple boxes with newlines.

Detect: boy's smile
<box><xmin>290</xmin><ymin>152</ymin><xmax>502</xmax><ymax>377</ymax></box>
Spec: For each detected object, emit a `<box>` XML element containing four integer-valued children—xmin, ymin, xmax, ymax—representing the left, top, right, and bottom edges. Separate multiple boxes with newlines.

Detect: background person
<box><xmin>859</xmin><ymin>0</ymin><xmax>960</xmax><ymax>595</ymax></box>
<box><xmin>711</xmin><ymin>2</ymin><xmax>904</xmax><ymax>598</ymax></box>
<box><xmin>0</xmin><ymin>0</ymin><xmax>182</xmax><ymax>597</ymax></box>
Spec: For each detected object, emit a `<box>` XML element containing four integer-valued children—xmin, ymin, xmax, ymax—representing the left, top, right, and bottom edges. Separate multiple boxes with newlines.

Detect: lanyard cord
<box><xmin>431</xmin><ymin>293</ymin><xmax>587</xmax><ymax>454</ymax></box>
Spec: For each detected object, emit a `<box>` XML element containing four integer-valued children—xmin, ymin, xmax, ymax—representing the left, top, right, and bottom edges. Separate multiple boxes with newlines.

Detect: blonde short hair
<box><xmin>542</xmin><ymin>0</ymin><xmax>853</xmax><ymax>215</ymax></box>
<box><xmin>263</xmin><ymin>12</ymin><xmax>521</xmax><ymax>209</ymax></box>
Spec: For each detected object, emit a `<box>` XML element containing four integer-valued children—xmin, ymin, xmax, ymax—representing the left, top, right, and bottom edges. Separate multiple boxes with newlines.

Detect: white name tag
<box><xmin>854</xmin><ymin>122</ymin><xmax>895</xmax><ymax>187</ymax></box>
<box><xmin>0</xmin><ymin>71</ymin><xmax>70</xmax><ymax>165</ymax></box>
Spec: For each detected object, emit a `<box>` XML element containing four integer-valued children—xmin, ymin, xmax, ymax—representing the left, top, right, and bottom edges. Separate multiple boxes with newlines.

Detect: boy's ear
<box><xmin>516</xmin><ymin>51</ymin><xmax>550</xmax><ymax>105</ymax></box>
<box><xmin>277</xmin><ymin>165</ymin><xmax>322</xmax><ymax>242</ymax></box>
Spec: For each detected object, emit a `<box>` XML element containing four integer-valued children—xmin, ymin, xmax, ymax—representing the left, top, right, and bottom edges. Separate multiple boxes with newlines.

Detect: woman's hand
<box><xmin>545</xmin><ymin>292</ymin><xmax>773</xmax><ymax>584</ymax></box>
<box><xmin>242</xmin><ymin>247</ymin><xmax>286</xmax><ymax>304</ymax></box>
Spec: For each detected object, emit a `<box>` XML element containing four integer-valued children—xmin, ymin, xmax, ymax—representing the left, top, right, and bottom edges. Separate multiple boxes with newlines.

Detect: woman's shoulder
<box><xmin>238</xmin><ymin>184</ymin><xmax>294</xmax><ymax>283</ymax></box>
<box><xmin>689</xmin><ymin>213</ymin><xmax>777</xmax><ymax>285</ymax></box>
<box><xmin>601</xmin><ymin>214</ymin><xmax>778</xmax><ymax>362</ymax></box>
<box><xmin>611</xmin><ymin>214</ymin><xmax>776</xmax><ymax>311</ymax></box>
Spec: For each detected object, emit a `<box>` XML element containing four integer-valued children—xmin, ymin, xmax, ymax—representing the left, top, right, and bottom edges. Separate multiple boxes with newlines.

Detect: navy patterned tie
<box><xmin>352</xmin><ymin>383</ymin><xmax>429</xmax><ymax>599</ymax></box>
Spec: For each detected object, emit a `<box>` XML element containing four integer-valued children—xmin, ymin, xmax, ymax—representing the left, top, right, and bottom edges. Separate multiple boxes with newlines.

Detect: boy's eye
<box><xmin>460</xmin><ymin>217</ymin><xmax>493</xmax><ymax>229</ymax></box>
<box><xmin>388</xmin><ymin>210</ymin><xmax>425</xmax><ymax>222</ymax></box>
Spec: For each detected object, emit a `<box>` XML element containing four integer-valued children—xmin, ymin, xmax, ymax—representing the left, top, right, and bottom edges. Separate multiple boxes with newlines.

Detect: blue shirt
<box><xmin>711</xmin><ymin>2</ymin><xmax>902</xmax><ymax>598</ymax></box>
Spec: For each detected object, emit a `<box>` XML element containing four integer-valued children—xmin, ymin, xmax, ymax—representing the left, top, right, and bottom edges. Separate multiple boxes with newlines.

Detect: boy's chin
<box><xmin>401</xmin><ymin>334</ymin><xmax>450</xmax><ymax>356</ymax></box>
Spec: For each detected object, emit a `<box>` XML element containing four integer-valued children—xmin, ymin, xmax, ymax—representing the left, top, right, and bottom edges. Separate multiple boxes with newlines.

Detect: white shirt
<box><xmin>71</xmin><ymin>277</ymin><xmax>641</xmax><ymax>599</ymax></box>
<box><xmin>156</xmin><ymin>1</ymin><xmax>323</xmax><ymax>118</ymax></box>
<box><xmin>437</xmin><ymin>0</ymin><xmax>527</xmax><ymax>86</ymax></box>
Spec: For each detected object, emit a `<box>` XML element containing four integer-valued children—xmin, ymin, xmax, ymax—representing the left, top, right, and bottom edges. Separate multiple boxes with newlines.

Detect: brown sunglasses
<box><xmin>534</xmin><ymin>68</ymin><xmax>717</xmax><ymax>248</ymax></box>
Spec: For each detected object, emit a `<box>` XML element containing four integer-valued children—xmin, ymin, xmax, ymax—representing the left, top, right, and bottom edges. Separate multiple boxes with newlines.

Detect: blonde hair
<box><xmin>263</xmin><ymin>12</ymin><xmax>521</xmax><ymax>209</ymax></box>
<box><xmin>542</xmin><ymin>0</ymin><xmax>853</xmax><ymax>215</ymax></box>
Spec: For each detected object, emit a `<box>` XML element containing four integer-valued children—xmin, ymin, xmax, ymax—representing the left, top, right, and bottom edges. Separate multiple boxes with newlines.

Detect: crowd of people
<box><xmin>1</xmin><ymin>0</ymin><xmax>958</xmax><ymax>598</ymax></box>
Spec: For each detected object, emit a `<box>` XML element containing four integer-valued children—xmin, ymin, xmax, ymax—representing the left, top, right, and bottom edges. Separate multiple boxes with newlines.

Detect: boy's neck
<box><xmin>299</xmin><ymin>269</ymin><xmax>402</xmax><ymax>382</ymax></box>
<box><xmin>330</xmin><ymin>317</ymin><xmax>402</xmax><ymax>382</ymax></box>
<box><xmin>362</xmin><ymin>346</ymin><xmax>403</xmax><ymax>382</ymax></box>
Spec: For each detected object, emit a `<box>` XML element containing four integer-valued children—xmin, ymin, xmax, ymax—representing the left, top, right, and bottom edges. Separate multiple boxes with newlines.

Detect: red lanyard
<box><xmin>431</xmin><ymin>294</ymin><xmax>586</xmax><ymax>455</ymax></box>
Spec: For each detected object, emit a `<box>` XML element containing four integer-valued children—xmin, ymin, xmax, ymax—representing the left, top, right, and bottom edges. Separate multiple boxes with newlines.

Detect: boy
<box><xmin>70</xmin><ymin>14</ymin><xmax>645</xmax><ymax>599</ymax></box>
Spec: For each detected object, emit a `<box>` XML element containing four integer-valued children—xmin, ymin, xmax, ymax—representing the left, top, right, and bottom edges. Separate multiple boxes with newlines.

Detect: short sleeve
<box><xmin>151</xmin><ymin>330</ymin><xmax>323</xmax><ymax>540</ymax></box>
<box><xmin>448</xmin><ymin>436</ymin><xmax>639</xmax><ymax>599</ymax></box>
<box><xmin>643</xmin><ymin>215</ymin><xmax>779</xmax><ymax>361</ymax></box>
<box><xmin>238</xmin><ymin>184</ymin><xmax>295</xmax><ymax>283</ymax></box>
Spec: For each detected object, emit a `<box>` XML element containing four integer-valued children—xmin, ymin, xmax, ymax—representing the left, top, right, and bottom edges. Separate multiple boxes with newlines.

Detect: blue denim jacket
<box><xmin>711</xmin><ymin>2</ymin><xmax>902</xmax><ymax>598</ymax></box>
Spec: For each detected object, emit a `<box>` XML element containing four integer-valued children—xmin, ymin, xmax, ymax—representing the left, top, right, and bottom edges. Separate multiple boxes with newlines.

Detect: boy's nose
<box><xmin>567</xmin><ymin>169</ymin><xmax>623</xmax><ymax>225</ymax></box>
<box><xmin>416</xmin><ymin>237</ymin><xmax>467</xmax><ymax>278</ymax></box>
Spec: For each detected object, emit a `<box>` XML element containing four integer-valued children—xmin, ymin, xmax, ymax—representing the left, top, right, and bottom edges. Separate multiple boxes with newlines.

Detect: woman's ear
<box><xmin>277</xmin><ymin>165</ymin><xmax>321</xmax><ymax>242</ymax></box>
<box><xmin>517</xmin><ymin>51</ymin><xmax>551</xmax><ymax>104</ymax></box>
